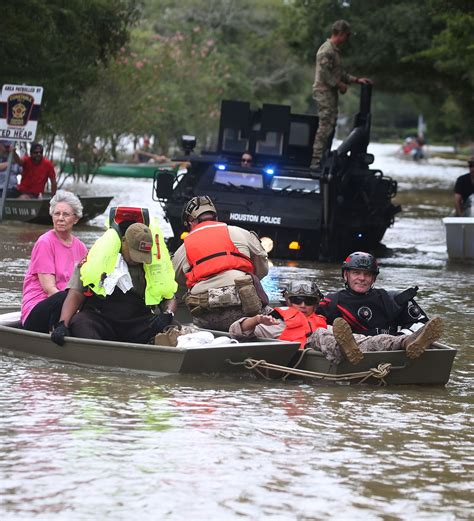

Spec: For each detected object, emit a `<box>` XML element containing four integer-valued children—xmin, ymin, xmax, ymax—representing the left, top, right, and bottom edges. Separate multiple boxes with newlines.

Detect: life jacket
<box><xmin>275</xmin><ymin>307</ymin><xmax>327</xmax><ymax>349</ymax></box>
<box><xmin>80</xmin><ymin>222</ymin><xmax>177</xmax><ymax>305</ymax></box>
<box><xmin>184</xmin><ymin>221</ymin><xmax>254</xmax><ymax>288</ymax></box>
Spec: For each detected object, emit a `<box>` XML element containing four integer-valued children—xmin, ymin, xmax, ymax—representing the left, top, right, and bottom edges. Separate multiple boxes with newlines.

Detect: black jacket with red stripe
<box><xmin>316</xmin><ymin>287</ymin><xmax>429</xmax><ymax>336</ymax></box>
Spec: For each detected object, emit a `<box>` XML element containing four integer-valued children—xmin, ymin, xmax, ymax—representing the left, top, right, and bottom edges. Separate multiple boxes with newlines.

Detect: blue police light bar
<box><xmin>216</xmin><ymin>164</ymin><xmax>226</xmax><ymax>171</ymax></box>
<box><xmin>357</xmin><ymin>233</ymin><xmax>363</xmax><ymax>238</ymax></box>
<box><xmin>264</xmin><ymin>167</ymin><xmax>275</xmax><ymax>175</ymax></box>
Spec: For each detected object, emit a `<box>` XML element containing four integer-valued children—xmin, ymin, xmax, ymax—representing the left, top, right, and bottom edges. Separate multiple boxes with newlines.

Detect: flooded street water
<box><xmin>0</xmin><ymin>144</ymin><xmax>472</xmax><ymax>520</ymax></box>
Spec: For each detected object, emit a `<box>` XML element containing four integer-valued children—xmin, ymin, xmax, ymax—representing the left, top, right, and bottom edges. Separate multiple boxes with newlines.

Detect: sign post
<box><xmin>0</xmin><ymin>84</ymin><xmax>43</xmax><ymax>222</ymax></box>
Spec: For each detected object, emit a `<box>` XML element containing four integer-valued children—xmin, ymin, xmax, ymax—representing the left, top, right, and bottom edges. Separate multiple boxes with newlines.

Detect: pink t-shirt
<box><xmin>21</xmin><ymin>229</ymin><xmax>88</xmax><ymax>324</ymax></box>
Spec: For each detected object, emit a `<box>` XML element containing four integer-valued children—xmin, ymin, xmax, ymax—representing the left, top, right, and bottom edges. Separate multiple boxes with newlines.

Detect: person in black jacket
<box><xmin>316</xmin><ymin>251</ymin><xmax>443</xmax><ymax>361</ymax></box>
<box><xmin>454</xmin><ymin>157</ymin><xmax>474</xmax><ymax>216</ymax></box>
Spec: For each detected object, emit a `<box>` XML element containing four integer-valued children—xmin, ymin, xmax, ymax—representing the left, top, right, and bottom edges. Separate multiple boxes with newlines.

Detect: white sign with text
<box><xmin>0</xmin><ymin>84</ymin><xmax>43</xmax><ymax>142</ymax></box>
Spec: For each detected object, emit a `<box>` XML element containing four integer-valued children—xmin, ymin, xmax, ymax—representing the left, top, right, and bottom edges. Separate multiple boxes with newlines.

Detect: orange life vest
<box><xmin>184</xmin><ymin>221</ymin><xmax>254</xmax><ymax>288</ymax></box>
<box><xmin>275</xmin><ymin>307</ymin><xmax>327</xmax><ymax>349</ymax></box>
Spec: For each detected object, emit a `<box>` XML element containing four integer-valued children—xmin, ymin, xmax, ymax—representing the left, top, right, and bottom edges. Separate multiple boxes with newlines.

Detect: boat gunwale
<box><xmin>0</xmin><ymin>323</ymin><xmax>290</xmax><ymax>353</ymax></box>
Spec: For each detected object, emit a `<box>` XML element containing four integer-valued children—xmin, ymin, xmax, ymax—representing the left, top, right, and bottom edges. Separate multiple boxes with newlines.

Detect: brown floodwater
<box><xmin>0</xmin><ymin>144</ymin><xmax>472</xmax><ymax>519</ymax></box>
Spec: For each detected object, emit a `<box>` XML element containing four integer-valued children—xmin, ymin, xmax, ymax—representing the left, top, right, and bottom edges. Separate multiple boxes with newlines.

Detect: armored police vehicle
<box><xmin>153</xmin><ymin>85</ymin><xmax>400</xmax><ymax>261</ymax></box>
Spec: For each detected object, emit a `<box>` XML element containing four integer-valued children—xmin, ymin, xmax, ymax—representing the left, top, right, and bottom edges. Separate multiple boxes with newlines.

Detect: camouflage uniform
<box><xmin>173</xmin><ymin>226</ymin><xmax>269</xmax><ymax>331</ymax></box>
<box><xmin>308</xmin><ymin>328</ymin><xmax>407</xmax><ymax>365</ymax></box>
<box><xmin>230</xmin><ymin>313</ymin><xmax>409</xmax><ymax>366</ymax></box>
<box><xmin>312</xmin><ymin>39</ymin><xmax>356</xmax><ymax>164</ymax></box>
<box><xmin>190</xmin><ymin>286</ymin><xmax>268</xmax><ymax>331</ymax></box>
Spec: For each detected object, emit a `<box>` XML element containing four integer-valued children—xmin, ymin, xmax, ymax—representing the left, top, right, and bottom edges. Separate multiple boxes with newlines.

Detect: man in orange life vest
<box><xmin>229</xmin><ymin>281</ymin><xmax>328</xmax><ymax>348</ymax></box>
<box><xmin>172</xmin><ymin>195</ymin><xmax>269</xmax><ymax>331</ymax></box>
<box><xmin>229</xmin><ymin>280</ymin><xmax>443</xmax><ymax>365</ymax></box>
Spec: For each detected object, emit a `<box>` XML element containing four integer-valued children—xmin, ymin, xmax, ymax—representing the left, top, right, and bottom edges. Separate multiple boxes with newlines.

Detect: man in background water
<box><xmin>454</xmin><ymin>157</ymin><xmax>474</xmax><ymax>216</ymax></box>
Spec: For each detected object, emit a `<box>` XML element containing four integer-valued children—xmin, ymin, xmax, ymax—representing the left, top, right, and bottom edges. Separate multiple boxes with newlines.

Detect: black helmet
<box><xmin>282</xmin><ymin>281</ymin><xmax>323</xmax><ymax>303</ymax></box>
<box><xmin>341</xmin><ymin>251</ymin><xmax>379</xmax><ymax>277</ymax></box>
<box><xmin>182</xmin><ymin>195</ymin><xmax>217</xmax><ymax>227</ymax></box>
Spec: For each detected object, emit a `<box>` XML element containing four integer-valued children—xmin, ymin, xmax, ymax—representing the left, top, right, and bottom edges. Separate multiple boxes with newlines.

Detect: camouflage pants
<box><xmin>193</xmin><ymin>306</ymin><xmax>248</xmax><ymax>332</ymax></box>
<box><xmin>189</xmin><ymin>285</ymin><xmax>268</xmax><ymax>332</ymax></box>
<box><xmin>312</xmin><ymin>90</ymin><xmax>338</xmax><ymax>163</ymax></box>
<box><xmin>307</xmin><ymin>328</ymin><xmax>407</xmax><ymax>365</ymax></box>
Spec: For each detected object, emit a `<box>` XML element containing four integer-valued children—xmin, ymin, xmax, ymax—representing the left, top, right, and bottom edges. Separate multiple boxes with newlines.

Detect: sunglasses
<box><xmin>289</xmin><ymin>296</ymin><xmax>318</xmax><ymax>306</ymax></box>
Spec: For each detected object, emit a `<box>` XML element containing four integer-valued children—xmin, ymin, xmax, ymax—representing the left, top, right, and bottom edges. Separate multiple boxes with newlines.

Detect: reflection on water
<box><xmin>0</xmin><ymin>145</ymin><xmax>472</xmax><ymax>519</ymax></box>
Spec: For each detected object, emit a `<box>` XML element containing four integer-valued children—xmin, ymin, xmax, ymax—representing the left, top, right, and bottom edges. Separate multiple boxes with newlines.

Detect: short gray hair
<box><xmin>49</xmin><ymin>190</ymin><xmax>83</xmax><ymax>219</ymax></box>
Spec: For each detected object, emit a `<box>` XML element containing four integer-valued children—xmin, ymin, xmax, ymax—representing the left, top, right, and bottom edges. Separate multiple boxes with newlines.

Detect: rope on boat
<box><xmin>228</xmin><ymin>349</ymin><xmax>393</xmax><ymax>385</ymax></box>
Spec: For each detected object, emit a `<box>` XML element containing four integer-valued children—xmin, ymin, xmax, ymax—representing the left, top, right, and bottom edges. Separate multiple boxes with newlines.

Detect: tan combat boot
<box><xmin>333</xmin><ymin>317</ymin><xmax>364</xmax><ymax>364</ymax></box>
<box><xmin>403</xmin><ymin>317</ymin><xmax>444</xmax><ymax>359</ymax></box>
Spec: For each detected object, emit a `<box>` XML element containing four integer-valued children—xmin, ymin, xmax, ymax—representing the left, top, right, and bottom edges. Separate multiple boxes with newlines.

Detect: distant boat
<box><xmin>59</xmin><ymin>161</ymin><xmax>185</xmax><ymax>179</ymax></box>
<box><xmin>3</xmin><ymin>195</ymin><xmax>113</xmax><ymax>224</ymax></box>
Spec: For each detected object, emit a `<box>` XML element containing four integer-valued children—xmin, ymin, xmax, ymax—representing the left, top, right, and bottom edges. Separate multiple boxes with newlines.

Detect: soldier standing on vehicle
<box><xmin>311</xmin><ymin>20</ymin><xmax>372</xmax><ymax>169</ymax></box>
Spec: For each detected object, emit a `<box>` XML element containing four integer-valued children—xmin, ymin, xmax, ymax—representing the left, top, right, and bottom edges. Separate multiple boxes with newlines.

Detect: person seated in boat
<box><xmin>133</xmin><ymin>148</ymin><xmax>169</xmax><ymax>164</ymax></box>
<box><xmin>454</xmin><ymin>157</ymin><xmax>474</xmax><ymax>216</ymax></box>
<box><xmin>316</xmin><ymin>251</ymin><xmax>443</xmax><ymax>355</ymax></box>
<box><xmin>173</xmin><ymin>195</ymin><xmax>270</xmax><ymax>331</ymax></box>
<box><xmin>132</xmin><ymin>137</ymin><xmax>168</xmax><ymax>164</ymax></box>
<box><xmin>229</xmin><ymin>281</ymin><xmax>443</xmax><ymax>365</ymax></box>
<box><xmin>21</xmin><ymin>190</ymin><xmax>88</xmax><ymax>333</ymax></box>
<box><xmin>8</xmin><ymin>142</ymin><xmax>57</xmax><ymax>199</ymax></box>
<box><xmin>50</xmin><ymin>215</ymin><xmax>178</xmax><ymax>346</ymax></box>
<box><xmin>0</xmin><ymin>140</ymin><xmax>22</xmax><ymax>197</ymax></box>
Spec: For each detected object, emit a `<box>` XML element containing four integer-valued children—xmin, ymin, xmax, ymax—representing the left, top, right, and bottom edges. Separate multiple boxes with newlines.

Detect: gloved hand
<box><xmin>51</xmin><ymin>320</ymin><xmax>70</xmax><ymax>346</ymax></box>
<box><xmin>149</xmin><ymin>312</ymin><xmax>174</xmax><ymax>335</ymax></box>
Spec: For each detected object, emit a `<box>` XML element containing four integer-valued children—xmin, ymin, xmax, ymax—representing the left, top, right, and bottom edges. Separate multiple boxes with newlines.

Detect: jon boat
<box><xmin>0</xmin><ymin>312</ymin><xmax>300</xmax><ymax>377</ymax></box>
<box><xmin>0</xmin><ymin>312</ymin><xmax>456</xmax><ymax>385</ymax></box>
<box><xmin>3</xmin><ymin>195</ymin><xmax>113</xmax><ymax>224</ymax></box>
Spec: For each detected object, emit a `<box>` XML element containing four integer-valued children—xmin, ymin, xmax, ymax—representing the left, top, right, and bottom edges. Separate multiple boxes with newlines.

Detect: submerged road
<box><xmin>0</xmin><ymin>143</ymin><xmax>472</xmax><ymax>519</ymax></box>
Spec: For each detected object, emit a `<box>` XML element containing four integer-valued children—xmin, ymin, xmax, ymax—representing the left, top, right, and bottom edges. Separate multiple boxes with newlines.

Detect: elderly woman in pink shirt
<box><xmin>21</xmin><ymin>190</ymin><xmax>88</xmax><ymax>333</ymax></box>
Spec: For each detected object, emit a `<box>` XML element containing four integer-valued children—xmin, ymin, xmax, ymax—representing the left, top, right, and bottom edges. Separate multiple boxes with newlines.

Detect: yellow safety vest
<box><xmin>80</xmin><ymin>223</ymin><xmax>177</xmax><ymax>305</ymax></box>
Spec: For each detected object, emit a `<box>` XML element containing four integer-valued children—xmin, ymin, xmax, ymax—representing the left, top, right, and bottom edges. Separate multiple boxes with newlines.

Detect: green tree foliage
<box><xmin>0</xmin><ymin>0</ymin><xmax>139</xmax><ymax>177</ymax></box>
<box><xmin>0</xmin><ymin>0</ymin><xmax>139</xmax><ymax>116</ymax></box>
<box><xmin>65</xmin><ymin>0</ymin><xmax>313</xmax><ymax>158</ymax></box>
<box><xmin>145</xmin><ymin>0</ymin><xmax>311</xmax><ymax>107</ymax></box>
<box><xmin>131</xmin><ymin>0</ymin><xmax>312</xmax><ymax>148</ymax></box>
